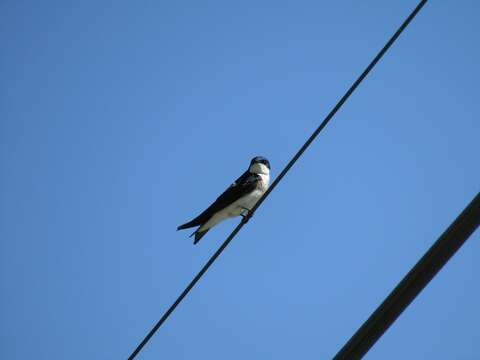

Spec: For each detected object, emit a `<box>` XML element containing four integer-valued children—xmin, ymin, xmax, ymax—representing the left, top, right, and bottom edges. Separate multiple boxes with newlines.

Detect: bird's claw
<box><xmin>240</xmin><ymin>207</ymin><xmax>253</xmax><ymax>223</ymax></box>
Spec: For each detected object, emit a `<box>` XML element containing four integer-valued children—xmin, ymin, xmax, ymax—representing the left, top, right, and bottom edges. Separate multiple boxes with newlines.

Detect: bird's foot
<box><xmin>240</xmin><ymin>207</ymin><xmax>253</xmax><ymax>223</ymax></box>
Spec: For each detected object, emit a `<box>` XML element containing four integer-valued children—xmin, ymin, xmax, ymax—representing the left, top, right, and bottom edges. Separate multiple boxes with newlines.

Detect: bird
<box><xmin>177</xmin><ymin>156</ymin><xmax>271</xmax><ymax>244</ymax></box>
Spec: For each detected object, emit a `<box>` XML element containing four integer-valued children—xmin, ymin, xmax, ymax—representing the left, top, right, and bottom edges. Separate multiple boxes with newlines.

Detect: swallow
<box><xmin>177</xmin><ymin>156</ymin><xmax>271</xmax><ymax>244</ymax></box>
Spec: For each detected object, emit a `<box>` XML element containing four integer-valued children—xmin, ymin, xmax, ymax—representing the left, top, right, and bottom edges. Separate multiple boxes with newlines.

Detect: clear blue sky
<box><xmin>1</xmin><ymin>1</ymin><xmax>479</xmax><ymax>359</ymax></box>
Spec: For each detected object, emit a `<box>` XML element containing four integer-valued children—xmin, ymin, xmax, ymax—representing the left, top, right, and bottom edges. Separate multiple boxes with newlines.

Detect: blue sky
<box><xmin>1</xmin><ymin>1</ymin><xmax>479</xmax><ymax>359</ymax></box>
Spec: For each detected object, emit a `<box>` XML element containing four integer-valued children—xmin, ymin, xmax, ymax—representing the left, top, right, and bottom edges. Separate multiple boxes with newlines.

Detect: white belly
<box><xmin>198</xmin><ymin>173</ymin><xmax>269</xmax><ymax>232</ymax></box>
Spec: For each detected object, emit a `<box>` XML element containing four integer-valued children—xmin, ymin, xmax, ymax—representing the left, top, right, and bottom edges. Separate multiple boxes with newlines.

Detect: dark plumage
<box><xmin>177</xmin><ymin>156</ymin><xmax>270</xmax><ymax>244</ymax></box>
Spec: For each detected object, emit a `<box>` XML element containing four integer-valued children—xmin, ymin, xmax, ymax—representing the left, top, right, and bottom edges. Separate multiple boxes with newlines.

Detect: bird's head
<box><xmin>249</xmin><ymin>156</ymin><xmax>270</xmax><ymax>175</ymax></box>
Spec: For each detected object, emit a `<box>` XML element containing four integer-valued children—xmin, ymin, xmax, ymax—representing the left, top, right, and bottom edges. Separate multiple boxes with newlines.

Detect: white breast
<box><xmin>257</xmin><ymin>173</ymin><xmax>270</xmax><ymax>191</ymax></box>
<box><xmin>198</xmin><ymin>168</ymin><xmax>270</xmax><ymax>232</ymax></box>
<box><xmin>236</xmin><ymin>172</ymin><xmax>269</xmax><ymax>210</ymax></box>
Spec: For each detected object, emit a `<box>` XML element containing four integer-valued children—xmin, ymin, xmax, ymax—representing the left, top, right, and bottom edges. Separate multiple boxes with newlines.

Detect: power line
<box><xmin>126</xmin><ymin>1</ymin><xmax>428</xmax><ymax>359</ymax></box>
<box><xmin>333</xmin><ymin>192</ymin><xmax>480</xmax><ymax>360</ymax></box>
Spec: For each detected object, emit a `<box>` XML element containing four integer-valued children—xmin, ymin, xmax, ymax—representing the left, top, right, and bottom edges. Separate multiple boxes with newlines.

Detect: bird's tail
<box><xmin>177</xmin><ymin>220</ymin><xmax>200</xmax><ymax>230</ymax></box>
<box><xmin>178</xmin><ymin>218</ymin><xmax>210</xmax><ymax>244</ymax></box>
<box><xmin>192</xmin><ymin>229</ymin><xmax>209</xmax><ymax>245</ymax></box>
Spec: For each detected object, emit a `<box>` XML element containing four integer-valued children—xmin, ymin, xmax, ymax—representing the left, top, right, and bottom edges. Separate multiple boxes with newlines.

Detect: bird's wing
<box><xmin>212</xmin><ymin>171</ymin><xmax>259</xmax><ymax>211</ymax></box>
<box><xmin>177</xmin><ymin>171</ymin><xmax>259</xmax><ymax>229</ymax></box>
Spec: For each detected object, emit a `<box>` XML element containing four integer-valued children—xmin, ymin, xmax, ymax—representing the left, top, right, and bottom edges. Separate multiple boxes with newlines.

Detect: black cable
<box><xmin>333</xmin><ymin>192</ymin><xmax>480</xmax><ymax>360</ymax></box>
<box><xmin>127</xmin><ymin>1</ymin><xmax>428</xmax><ymax>358</ymax></box>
